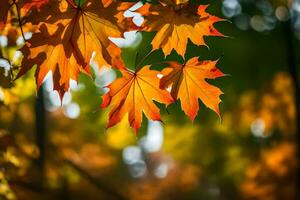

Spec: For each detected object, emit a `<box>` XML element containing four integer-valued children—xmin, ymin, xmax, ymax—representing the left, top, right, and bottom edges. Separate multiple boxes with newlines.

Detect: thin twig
<box><xmin>64</xmin><ymin>159</ymin><xmax>128</xmax><ymax>200</ymax></box>
<box><xmin>13</xmin><ymin>0</ymin><xmax>26</xmax><ymax>42</ymax></box>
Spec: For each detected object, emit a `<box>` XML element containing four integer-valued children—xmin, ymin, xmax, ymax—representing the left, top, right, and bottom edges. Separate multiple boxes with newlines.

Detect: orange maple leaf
<box><xmin>160</xmin><ymin>57</ymin><xmax>224</xmax><ymax>121</ymax></box>
<box><xmin>17</xmin><ymin>24</ymin><xmax>90</xmax><ymax>98</ymax></box>
<box><xmin>17</xmin><ymin>0</ymin><xmax>122</xmax><ymax>97</ymax></box>
<box><xmin>101</xmin><ymin>66</ymin><xmax>174</xmax><ymax>133</ymax></box>
<box><xmin>140</xmin><ymin>3</ymin><xmax>224</xmax><ymax>56</ymax></box>
<box><xmin>115</xmin><ymin>2</ymin><xmax>150</xmax><ymax>29</ymax></box>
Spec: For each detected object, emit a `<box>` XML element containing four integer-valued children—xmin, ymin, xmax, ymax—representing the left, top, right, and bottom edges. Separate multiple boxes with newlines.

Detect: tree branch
<box><xmin>64</xmin><ymin>159</ymin><xmax>128</xmax><ymax>200</ymax></box>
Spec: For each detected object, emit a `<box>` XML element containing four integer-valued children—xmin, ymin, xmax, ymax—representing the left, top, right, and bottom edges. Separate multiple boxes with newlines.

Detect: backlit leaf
<box><xmin>160</xmin><ymin>57</ymin><xmax>224</xmax><ymax>120</ymax></box>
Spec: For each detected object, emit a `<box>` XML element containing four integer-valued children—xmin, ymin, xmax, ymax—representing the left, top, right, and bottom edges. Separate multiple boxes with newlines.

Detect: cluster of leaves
<box><xmin>1</xmin><ymin>0</ymin><xmax>226</xmax><ymax>133</ymax></box>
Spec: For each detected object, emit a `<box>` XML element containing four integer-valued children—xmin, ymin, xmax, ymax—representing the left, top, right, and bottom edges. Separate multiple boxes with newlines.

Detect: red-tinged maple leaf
<box><xmin>101</xmin><ymin>66</ymin><xmax>174</xmax><ymax>133</ymax></box>
<box><xmin>102</xmin><ymin>0</ymin><xmax>113</xmax><ymax>7</ymax></box>
<box><xmin>140</xmin><ymin>3</ymin><xmax>225</xmax><ymax>56</ymax></box>
<box><xmin>0</xmin><ymin>0</ymin><xmax>49</xmax><ymax>31</ymax></box>
<box><xmin>0</xmin><ymin>0</ymin><xmax>12</xmax><ymax>30</ymax></box>
<box><xmin>20</xmin><ymin>0</ymin><xmax>49</xmax><ymax>15</ymax></box>
<box><xmin>17</xmin><ymin>0</ymin><xmax>122</xmax><ymax>97</ymax></box>
<box><xmin>17</xmin><ymin>24</ymin><xmax>90</xmax><ymax>99</ymax></box>
<box><xmin>160</xmin><ymin>57</ymin><xmax>225</xmax><ymax>121</ymax></box>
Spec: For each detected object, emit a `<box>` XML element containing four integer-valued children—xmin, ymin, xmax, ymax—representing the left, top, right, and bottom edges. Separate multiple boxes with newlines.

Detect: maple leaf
<box><xmin>102</xmin><ymin>0</ymin><xmax>113</xmax><ymax>7</ymax></box>
<box><xmin>17</xmin><ymin>24</ymin><xmax>89</xmax><ymax>98</ymax></box>
<box><xmin>0</xmin><ymin>0</ymin><xmax>12</xmax><ymax>30</ymax></box>
<box><xmin>17</xmin><ymin>0</ymin><xmax>122</xmax><ymax>97</ymax></box>
<box><xmin>0</xmin><ymin>0</ymin><xmax>48</xmax><ymax>31</ymax></box>
<box><xmin>20</xmin><ymin>0</ymin><xmax>49</xmax><ymax>15</ymax></box>
<box><xmin>140</xmin><ymin>3</ymin><xmax>224</xmax><ymax>56</ymax></box>
<box><xmin>101</xmin><ymin>66</ymin><xmax>174</xmax><ymax>133</ymax></box>
<box><xmin>160</xmin><ymin>57</ymin><xmax>224</xmax><ymax>121</ymax></box>
<box><xmin>0</xmin><ymin>0</ymin><xmax>43</xmax><ymax>43</ymax></box>
<box><xmin>115</xmin><ymin>2</ymin><xmax>150</xmax><ymax>29</ymax></box>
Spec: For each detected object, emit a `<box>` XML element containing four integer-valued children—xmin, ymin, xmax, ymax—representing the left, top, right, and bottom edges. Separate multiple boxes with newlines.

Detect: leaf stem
<box><xmin>135</xmin><ymin>49</ymin><xmax>155</xmax><ymax>71</ymax></box>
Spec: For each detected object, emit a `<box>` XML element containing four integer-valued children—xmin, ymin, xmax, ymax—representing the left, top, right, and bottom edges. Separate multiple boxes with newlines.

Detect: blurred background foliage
<box><xmin>0</xmin><ymin>0</ymin><xmax>300</xmax><ymax>199</ymax></box>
